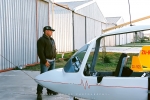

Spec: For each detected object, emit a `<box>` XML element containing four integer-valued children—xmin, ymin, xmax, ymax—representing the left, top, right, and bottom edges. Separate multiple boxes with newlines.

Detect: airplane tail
<box><xmin>131</xmin><ymin>46</ymin><xmax>150</xmax><ymax>72</ymax></box>
<box><xmin>131</xmin><ymin>56</ymin><xmax>143</xmax><ymax>72</ymax></box>
<box><xmin>139</xmin><ymin>46</ymin><xmax>150</xmax><ymax>68</ymax></box>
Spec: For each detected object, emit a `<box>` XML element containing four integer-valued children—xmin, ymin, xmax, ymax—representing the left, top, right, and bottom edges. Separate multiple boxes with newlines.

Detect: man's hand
<box><xmin>45</xmin><ymin>61</ymin><xmax>50</xmax><ymax>67</ymax></box>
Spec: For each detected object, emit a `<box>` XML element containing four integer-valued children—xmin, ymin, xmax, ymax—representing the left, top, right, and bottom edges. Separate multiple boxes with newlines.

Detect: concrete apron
<box><xmin>0</xmin><ymin>70</ymin><xmax>87</xmax><ymax>100</ymax></box>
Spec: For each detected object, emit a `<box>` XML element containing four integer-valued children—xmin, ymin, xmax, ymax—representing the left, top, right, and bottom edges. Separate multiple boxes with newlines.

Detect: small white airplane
<box><xmin>34</xmin><ymin>25</ymin><xmax>150</xmax><ymax>100</ymax></box>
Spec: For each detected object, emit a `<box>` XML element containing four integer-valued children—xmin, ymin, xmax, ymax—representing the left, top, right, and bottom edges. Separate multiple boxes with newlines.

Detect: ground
<box><xmin>0</xmin><ymin>70</ymin><xmax>87</xmax><ymax>100</ymax></box>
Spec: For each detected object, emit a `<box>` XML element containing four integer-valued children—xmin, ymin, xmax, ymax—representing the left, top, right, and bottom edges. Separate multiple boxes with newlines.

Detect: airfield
<box><xmin>0</xmin><ymin>47</ymin><xmax>143</xmax><ymax>100</ymax></box>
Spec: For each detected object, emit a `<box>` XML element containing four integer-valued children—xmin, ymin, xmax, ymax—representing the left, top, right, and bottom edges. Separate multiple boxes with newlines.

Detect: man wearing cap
<box><xmin>36</xmin><ymin>26</ymin><xmax>58</xmax><ymax>100</ymax></box>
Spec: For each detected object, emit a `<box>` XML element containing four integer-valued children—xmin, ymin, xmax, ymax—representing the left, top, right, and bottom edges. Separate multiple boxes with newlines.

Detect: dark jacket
<box><xmin>37</xmin><ymin>34</ymin><xmax>56</xmax><ymax>64</ymax></box>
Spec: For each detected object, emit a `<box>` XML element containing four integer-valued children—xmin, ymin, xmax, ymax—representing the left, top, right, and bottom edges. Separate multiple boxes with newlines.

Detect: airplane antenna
<box><xmin>0</xmin><ymin>54</ymin><xmax>34</xmax><ymax>80</ymax></box>
<box><xmin>128</xmin><ymin>0</ymin><xmax>132</xmax><ymax>26</ymax></box>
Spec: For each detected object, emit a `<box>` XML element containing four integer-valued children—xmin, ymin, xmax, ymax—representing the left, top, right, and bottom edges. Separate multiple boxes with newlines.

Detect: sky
<box><xmin>53</xmin><ymin>0</ymin><xmax>150</xmax><ymax>25</ymax></box>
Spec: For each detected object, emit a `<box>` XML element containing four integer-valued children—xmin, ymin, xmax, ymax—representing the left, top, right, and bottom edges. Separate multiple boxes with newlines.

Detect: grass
<box><xmin>95</xmin><ymin>52</ymin><xmax>138</xmax><ymax>71</ymax></box>
<box><xmin>118</xmin><ymin>40</ymin><xmax>150</xmax><ymax>47</ymax></box>
<box><xmin>22</xmin><ymin>52</ymin><xmax>138</xmax><ymax>72</ymax></box>
<box><xmin>18</xmin><ymin>41</ymin><xmax>149</xmax><ymax>71</ymax></box>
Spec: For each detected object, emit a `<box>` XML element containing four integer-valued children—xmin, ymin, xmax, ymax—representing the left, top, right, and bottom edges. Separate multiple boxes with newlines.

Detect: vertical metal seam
<box><xmin>85</xmin><ymin>16</ymin><xmax>87</xmax><ymax>44</ymax></box>
<box><xmin>36</xmin><ymin>0</ymin><xmax>38</xmax><ymax>63</ymax></box>
<box><xmin>72</xmin><ymin>11</ymin><xmax>75</xmax><ymax>50</ymax></box>
<box><xmin>115</xmin><ymin>35</ymin><xmax>116</xmax><ymax>46</ymax></box>
<box><xmin>48</xmin><ymin>1</ymin><xmax>50</xmax><ymax>25</ymax></box>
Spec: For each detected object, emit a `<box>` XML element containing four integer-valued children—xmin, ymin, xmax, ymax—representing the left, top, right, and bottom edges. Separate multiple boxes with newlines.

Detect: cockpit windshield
<box><xmin>64</xmin><ymin>44</ymin><xmax>89</xmax><ymax>73</ymax></box>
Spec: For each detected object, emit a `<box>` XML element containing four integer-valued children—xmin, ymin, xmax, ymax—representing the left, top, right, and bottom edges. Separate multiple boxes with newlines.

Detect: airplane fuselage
<box><xmin>35</xmin><ymin>68</ymin><xmax>148</xmax><ymax>100</ymax></box>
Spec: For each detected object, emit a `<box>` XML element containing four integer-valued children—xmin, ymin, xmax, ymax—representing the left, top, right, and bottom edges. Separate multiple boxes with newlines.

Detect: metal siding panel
<box><xmin>113</xmin><ymin>32</ymin><xmax>134</xmax><ymax>46</ymax></box>
<box><xmin>127</xmin><ymin>33</ymin><xmax>134</xmax><ymax>43</ymax></box>
<box><xmin>16</xmin><ymin>0</ymin><xmax>20</xmax><ymax>67</ymax></box>
<box><xmin>9</xmin><ymin>0</ymin><xmax>12</xmax><ymax>68</ymax></box>
<box><xmin>119</xmin><ymin>34</ymin><xmax>127</xmax><ymax>45</ymax></box>
<box><xmin>0</xmin><ymin>0</ymin><xmax>2</xmax><ymax>69</ymax></box>
<box><xmin>28</xmin><ymin>0</ymin><xmax>37</xmax><ymax>65</ymax></box>
<box><xmin>86</xmin><ymin>18</ymin><xmax>95</xmax><ymax>42</ymax></box>
<box><xmin>5</xmin><ymin>0</ymin><xmax>8</xmax><ymax>68</ymax></box>
<box><xmin>49</xmin><ymin>2</ymin><xmax>53</xmax><ymax>26</ymax></box>
<box><xmin>86</xmin><ymin>18</ymin><xmax>102</xmax><ymax>43</ymax></box>
<box><xmin>75</xmin><ymin>2</ymin><xmax>106</xmax><ymax>23</ymax></box>
<box><xmin>113</xmin><ymin>35</ymin><xmax>116</xmax><ymax>46</ymax></box>
<box><xmin>1</xmin><ymin>0</ymin><xmax>5</xmax><ymax>69</ymax></box>
<box><xmin>120</xmin><ymin>34</ymin><xmax>123</xmax><ymax>45</ymax></box>
<box><xmin>57</xmin><ymin>1</ymin><xmax>90</xmax><ymax>10</ymax></box>
<box><xmin>106</xmin><ymin>36</ymin><xmax>110</xmax><ymax>46</ymax></box>
<box><xmin>3</xmin><ymin>0</ymin><xmax>5</xmax><ymax>69</ymax></box>
<box><xmin>131</xmin><ymin>33</ymin><xmax>134</xmax><ymax>43</ymax></box>
<box><xmin>38</xmin><ymin>0</ymin><xmax>49</xmax><ymax>38</ymax></box>
<box><xmin>0</xmin><ymin>0</ymin><xmax>3</xmax><ymax>70</ymax></box>
<box><xmin>3</xmin><ymin>0</ymin><xmax>7</xmax><ymax>69</ymax></box>
<box><xmin>1</xmin><ymin>0</ymin><xmax>4</xmax><ymax>69</ymax></box>
<box><xmin>107</xmin><ymin>36</ymin><xmax>115</xmax><ymax>46</ymax></box>
<box><xmin>0</xmin><ymin>0</ymin><xmax>36</xmax><ymax>70</ymax></box>
<box><xmin>123</xmin><ymin>34</ymin><xmax>126</xmax><ymax>44</ymax></box>
<box><xmin>13</xmin><ymin>0</ymin><xmax>17</xmax><ymax>66</ymax></box>
<box><xmin>37</xmin><ymin>0</ymin><xmax>49</xmax><ymax>62</ymax></box>
<box><xmin>74</xmin><ymin>13</ymin><xmax>85</xmax><ymax>50</ymax></box>
<box><xmin>53</xmin><ymin>7</ymin><xmax>73</xmax><ymax>52</ymax></box>
<box><xmin>116</xmin><ymin>35</ymin><xmax>120</xmax><ymax>45</ymax></box>
<box><xmin>94</xmin><ymin>20</ymin><xmax>102</xmax><ymax>37</ymax></box>
<box><xmin>31</xmin><ymin>1</ymin><xmax>37</xmax><ymax>64</ymax></box>
<box><xmin>104</xmin><ymin>37</ymin><xmax>109</xmax><ymax>46</ymax></box>
<box><xmin>52</xmin><ymin>3</ymin><xmax>106</xmax><ymax>52</ymax></box>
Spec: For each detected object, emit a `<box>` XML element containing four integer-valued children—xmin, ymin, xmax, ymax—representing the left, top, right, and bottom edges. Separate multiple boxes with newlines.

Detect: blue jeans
<box><xmin>36</xmin><ymin>61</ymin><xmax>55</xmax><ymax>94</ymax></box>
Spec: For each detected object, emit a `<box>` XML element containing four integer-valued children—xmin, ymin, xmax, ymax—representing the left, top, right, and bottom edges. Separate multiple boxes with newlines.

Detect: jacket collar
<box><xmin>43</xmin><ymin>34</ymin><xmax>50</xmax><ymax>39</ymax></box>
<box><xmin>43</xmin><ymin>34</ymin><xmax>54</xmax><ymax>40</ymax></box>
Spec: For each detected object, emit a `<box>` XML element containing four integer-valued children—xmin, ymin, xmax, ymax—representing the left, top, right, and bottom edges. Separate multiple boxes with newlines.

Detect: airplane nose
<box><xmin>34</xmin><ymin>74</ymin><xmax>43</xmax><ymax>82</ymax></box>
<box><xmin>34</xmin><ymin>73</ymin><xmax>46</xmax><ymax>85</ymax></box>
<box><xmin>34</xmin><ymin>71</ymin><xmax>51</xmax><ymax>84</ymax></box>
<box><xmin>34</xmin><ymin>68</ymin><xmax>64</xmax><ymax>90</ymax></box>
<box><xmin>34</xmin><ymin>70</ymin><xmax>55</xmax><ymax>90</ymax></box>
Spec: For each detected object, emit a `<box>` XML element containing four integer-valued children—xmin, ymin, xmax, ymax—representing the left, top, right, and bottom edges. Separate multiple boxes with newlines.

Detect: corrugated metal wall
<box><xmin>86</xmin><ymin>18</ymin><xmax>102</xmax><ymax>43</ymax></box>
<box><xmin>75</xmin><ymin>2</ymin><xmax>107</xmax><ymax>23</ymax></box>
<box><xmin>104</xmin><ymin>36</ymin><xmax>113</xmax><ymax>46</ymax></box>
<box><xmin>86</xmin><ymin>18</ymin><xmax>95</xmax><ymax>42</ymax></box>
<box><xmin>52</xmin><ymin>6</ymin><xmax>73</xmax><ymax>53</ymax></box>
<box><xmin>104</xmin><ymin>31</ymin><xmax>134</xmax><ymax>46</ymax></box>
<box><xmin>116</xmin><ymin>35</ymin><xmax>120</xmax><ymax>45</ymax></box>
<box><xmin>0</xmin><ymin>0</ymin><xmax>53</xmax><ymax>70</ymax></box>
<box><xmin>122</xmin><ymin>34</ymin><xmax>127</xmax><ymax>45</ymax></box>
<box><xmin>52</xmin><ymin>9</ymin><xmax>103</xmax><ymax>51</ymax></box>
<box><xmin>1</xmin><ymin>0</ymin><xmax>135</xmax><ymax>70</ymax></box>
<box><xmin>0</xmin><ymin>0</ymin><xmax>2</xmax><ymax>69</ymax></box>
<box><xmin>105</xmin><ymin>34</ymin><xmax>129</xmax><ymax>46</ymax></box>
<box><xmin>37</xmin><ymin>0</ymin><xmax>49</xmax><ymax>62</ymax></box>
<box><xmin>37</xmin><ymin>0</ymin><xmax>49</xmax><ymax>38</ymax></box>
<box><xmin>49</xmin><ymin>1</ymin><xmax>53</xmax><ymax>27</ymax></box>
<box><xmin>127</xmin><ymin>33</ymin><xmax>134</xmax><ymax>43</ymax></box>
<box><xmin>74</xmin><ymin>13</ymin><xmax>86</xmax><ymax>50</ymax></box>
<box><xmin>53</xmin><ymin>2</ymin><xmax>105</xmax><ymax>51</ymax></box>
<box><xmin>0</xmin><ymin>0</ymin><xmax>37</xmax><ymax>70</ymax></box>
<box><xmin>94</xmin><ymin>20</ymin><xmax>102</xmax><ymax>37</ymax></box>
<box><xmin>103</xmin><ymin>17</ymin><xmax>135</xmax><ymax>46</ymax></box>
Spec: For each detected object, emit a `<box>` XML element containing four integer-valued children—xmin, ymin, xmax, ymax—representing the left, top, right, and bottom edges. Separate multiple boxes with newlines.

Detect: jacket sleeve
<box><xmin>37</xmin><ymin>39</ymin><xmax>47</xmax><ymax>64</ymax></box>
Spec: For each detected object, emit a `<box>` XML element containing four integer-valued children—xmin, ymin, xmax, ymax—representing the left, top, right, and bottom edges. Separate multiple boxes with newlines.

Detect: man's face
<box><xmin>45</xmin><ymin>30</ymin><xmax>53</xmax><ymax>37</ymax></box>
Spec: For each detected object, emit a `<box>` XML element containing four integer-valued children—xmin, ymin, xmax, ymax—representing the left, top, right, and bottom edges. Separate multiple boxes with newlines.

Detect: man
<box><xmin>36</xmin><ymin>26</ymin><xmax>58</xmax><ymax>100</ymax></box>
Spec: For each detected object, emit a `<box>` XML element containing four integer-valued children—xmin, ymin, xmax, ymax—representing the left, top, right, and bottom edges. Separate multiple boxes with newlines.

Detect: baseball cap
<box><xmin>43</xmin><ymin>26</ymin><xmax>55</xmax><ymax>32</ymax></box>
